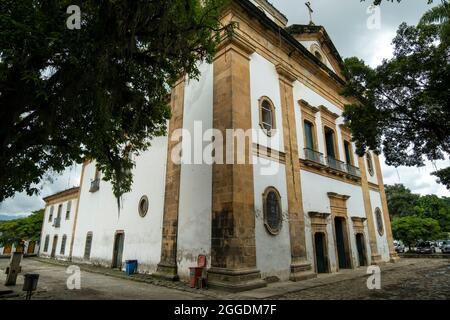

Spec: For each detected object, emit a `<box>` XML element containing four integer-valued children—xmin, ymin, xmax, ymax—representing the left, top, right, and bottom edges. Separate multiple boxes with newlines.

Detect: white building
<box><xmin>39</xmin><ymin>187</ymin><xmax>79</xmax><ymax>260</ymax></box>
<box><xmin>40</xmin><ymin>0</ymin><xmax>398</xmax><ymax>292</ymax></box>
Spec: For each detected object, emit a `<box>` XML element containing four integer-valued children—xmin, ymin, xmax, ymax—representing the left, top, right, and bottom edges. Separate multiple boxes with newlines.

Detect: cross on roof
<box><xmin>305</xmin><ymin>1</ymin><xmax>315</xmax><ymax>25</ymax></box>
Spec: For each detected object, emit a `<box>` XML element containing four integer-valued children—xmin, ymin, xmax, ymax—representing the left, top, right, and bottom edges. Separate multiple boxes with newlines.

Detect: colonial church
<box><xmin>39</xmin><ymin>0</ymin><xmax>399</xmax><ymax>292</ymax></box>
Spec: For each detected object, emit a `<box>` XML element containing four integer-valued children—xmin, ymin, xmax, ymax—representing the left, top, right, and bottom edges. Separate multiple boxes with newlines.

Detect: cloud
<box><xmin>0</xmin><ymin>164</ymin><xmax>81</xmax><ymax>217</ymax></box>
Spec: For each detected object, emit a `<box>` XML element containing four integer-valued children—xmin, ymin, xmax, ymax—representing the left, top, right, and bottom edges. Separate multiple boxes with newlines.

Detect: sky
<box><xmin>0</xmin><ymin>0</ymin><xmax>448</xmax><ymax>217</ymax></box>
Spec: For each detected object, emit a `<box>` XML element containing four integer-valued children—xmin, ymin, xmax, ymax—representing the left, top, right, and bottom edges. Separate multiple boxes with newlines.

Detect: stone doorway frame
<box><xmin>351</xmin><ymin>217</ymin><xmax>368</xmax><ymax>267</ymax></box>
<box><xmin>328</xmin><ymin>193</ymin><xmax>353</xmax><ymax>271</ymax></box>
<box><xmin>308</xmin><ymin>212</ymin><xmax>331</xmax><ymax>274</ymax></box>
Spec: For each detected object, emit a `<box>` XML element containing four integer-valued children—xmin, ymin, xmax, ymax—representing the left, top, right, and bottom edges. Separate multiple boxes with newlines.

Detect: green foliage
<box><xmin>385</xmin><ymin>184</ymin><xmax>420</xmax><ymax>217</ymax></box>
<box><xmin>0</xmin><ymin>209</ymin><xmax>44</xmax><ymax>246</ymax></box>
<box><xmin>0</xmin><ymin>0</ymin><xmax>228</xmax><ymax>201</ymax></box>
<box><xmin>342</xmin><ymin>3</ymin><xmax>450</xmax><ymax>189</ymax></box>
<box><xmin>387</xmin><ymin>188</ymin><xmax>449</xmax><ymax>246</ymax></box>
<box><xmin>392</xmin><ymin>216</ymin><xmax>442</xmax><ymax>248</ymax></box>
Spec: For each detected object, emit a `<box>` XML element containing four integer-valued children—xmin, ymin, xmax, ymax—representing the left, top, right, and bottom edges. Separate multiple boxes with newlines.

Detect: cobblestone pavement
<box><xmin>0</xmin><ymin>257</ymin><xmax>448</xmax><ymax>300</ymax></box>
<box><xmin>273</xmin><ymin>259</ymin><xmax>450</xmax><ymax>300</ymax></box>
<box><xmin>0</xmin><ymin>258</ymin><xmax>212</xmax><ymax>300</ymax></box>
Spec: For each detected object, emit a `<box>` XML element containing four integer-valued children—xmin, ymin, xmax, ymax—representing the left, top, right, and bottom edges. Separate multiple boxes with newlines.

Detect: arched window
<box><xmin>60</xmin><ymin>235</ymin><xmax>67</xmax><ymax>255</ymax></box>
<box><xmin>84</xmin><ymin>232</ymin><xmax>93</xmax><ymax>260</ymax></box>
<box><xmin>259</xmin><ymin>97</ymin><xmax>276</xmax><ymax>136</ymax></box>
<box><xmin>263</xmin><ymin>187</ymin><xmax>282</xmax><ymax>235</ymax></box>
<box><xmin>366</xmin><ymin>152</ymin><xmax>374</xmax><ymax>176</ymax></box>
<box><xmin>375</xmin><ymin>208</ymin><xmax>384</xmax><ymax>236</ymax></box>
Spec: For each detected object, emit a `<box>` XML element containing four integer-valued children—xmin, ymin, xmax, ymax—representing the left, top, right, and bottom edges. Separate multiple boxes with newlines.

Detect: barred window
<box><xmin>263</xmin><ymin>187</ymin><xmax>282</xmax><ymax>235</ymax></box>
<box><xmin>375</xmin><ymin>208</ymin><xmax>384</xmax><ymax>236</ymax></box>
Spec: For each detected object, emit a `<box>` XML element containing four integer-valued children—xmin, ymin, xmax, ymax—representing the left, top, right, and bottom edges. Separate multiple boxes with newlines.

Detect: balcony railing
<box><xmin>89</xmin><ymin>178</ymin><xmax>100</xmax><ymax>193</ymax></box>
<box><xmin>304</xmin><ymin>148</ymin><xmax>326</xmax><ymax>166</ymax></box>
<box><xmin>53</xmin><ymin>216</ymin><xmax>61</xmax><ymax>228</ymax></box>
<box><xmin>346</xmin><ymin>164</ymin><xmax>361</xmax><ymax>178</ymax></box>
<box><xmin>327</xmin><ymin>156</ymin><xmax>347</xmax><ymax>173</ymax></box>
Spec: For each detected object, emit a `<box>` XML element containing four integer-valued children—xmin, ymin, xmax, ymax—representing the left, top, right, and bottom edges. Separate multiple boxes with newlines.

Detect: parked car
<box><xmin>394</xmin><ymin>240</ymin><xmax>405</xmax><ymax>253</ymax></box>
<box><xmin>416</xmin><ymin>241</ymin><xmax>436</xmax><ymax>254</ymax></box>
<box><xmin>442</xmin><ymin>241</ymin><xmax>450</xmax><ymax>254</ymax></box>
<box><xmin>439</xmin><ymin>240</ymin><xmax>447</xmax><ymax>250</ymax></box>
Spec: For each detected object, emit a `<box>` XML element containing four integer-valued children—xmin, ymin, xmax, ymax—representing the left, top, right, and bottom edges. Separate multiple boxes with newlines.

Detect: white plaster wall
<box><xmin>253</xmin><ymin>156</ymin><xmax>291</xmax><ymax>280</ymax></box>
<box><xmin>72</xmin><ymin>136</ymin><xmax>168</xmax><ymax>272</ymax></box>
<box><xmin>249</xmin><ymin>53</ymin><xmax>285</xmax><ymax>153</ymax></box>
<box><xmin>301</xmin><ymin>170</ymin><xmax>368</xmax><ymax>272</ymax></box>
<box><xmin>177</xmin><ymin>62</ymin><xmax>213</xmax><ymax>280</ymax></box>
<box><xmin>39</xmin><ymin>198</ymin><xmax>77</xmax><ymax>260</ymax></box>
<box><xmin>370</xmin><ymin>190</ymin><xmax>390</xmax><ymax>262</ymax></box>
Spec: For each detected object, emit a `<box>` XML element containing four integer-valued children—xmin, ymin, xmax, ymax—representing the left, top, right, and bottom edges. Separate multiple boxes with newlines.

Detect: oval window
<box><xmin>138</xmin><ymin>195</ymin><xmax>149</xmax><ymax>217</ymax></box>
<box><xmin>375</xmin><ymin>207</ymin><xmax>384</xmax><ymax>236</ymax></box>
<box><xmin>263</xmin><ymin>187</ymin><xmax>282</xmax><ymax>235</ymax></box>
<box><xmin>366</xmin><ymin>152</ymin><xmax>374</xmax><ymax>177</ymax></box>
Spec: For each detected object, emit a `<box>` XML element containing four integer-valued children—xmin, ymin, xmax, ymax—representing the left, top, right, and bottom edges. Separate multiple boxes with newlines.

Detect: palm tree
<box><xmin>419</xmin><ymin>1</ymin><xmax>450</xmax><ymax>44</ymax></box>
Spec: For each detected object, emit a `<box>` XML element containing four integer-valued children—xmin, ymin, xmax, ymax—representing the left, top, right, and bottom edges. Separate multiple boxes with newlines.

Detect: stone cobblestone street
<box><xmin>273</xmin><ymin>259</ymin><xmax>450</xmax><ymax>300</ymax></box>
<box><xmin>0</xmin><ymin>257</ymin><xmax>448</xmax><ymax>300</ymax></box>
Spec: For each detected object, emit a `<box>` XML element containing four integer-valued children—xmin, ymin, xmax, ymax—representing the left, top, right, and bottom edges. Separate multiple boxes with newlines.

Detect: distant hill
<box><xmin>0</xmin><ymin>214</ymin><xmax>25</xmax><ymax>221</ymax></box>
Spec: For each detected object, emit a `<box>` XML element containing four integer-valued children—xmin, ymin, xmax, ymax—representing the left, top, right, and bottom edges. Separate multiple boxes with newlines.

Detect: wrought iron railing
<box><xmin>304</xmin><ymin>148</ymin><xmax>326</xmax><ymax>165</ymax></box>
<box><xmin>53</xmin><ymin>216</ymin><xmax>61</xmax><ymax>228</ymax></box>
<box><xmin>346</xmin><ymin>164</ymin><xmax>361</xmax><ymax>178</ymax></box>
<box><xmin>89</xmin><ymin>178</ymin><xmax>100</xmax><ymax>193</ymax></box>
<box><xmin>327</xmin><ymin>156</ymin><xmax>347</xmax><ymax>173</ymax></box>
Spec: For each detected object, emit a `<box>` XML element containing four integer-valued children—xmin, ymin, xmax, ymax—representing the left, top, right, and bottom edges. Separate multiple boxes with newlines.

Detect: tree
<box><xmin>414</xmin><ymin>194</ymin><xmax>450</xmax><ymax>232</ymax></box>
<box><xmin>391</xmin><ymin>215</ymin><xmax>442</xmax><ymax>250</ymax></box>
<box><xmin>385</xmin><ymin>184</ymin><xmax>420</xmax><ymax>218</ymax></box>
<box><xmin>341</xmin><ymin>2</ymin><xmax>450</xmax><ymax>189</ymax></box>
<box><xmin>0</xmin><ymin>0</ymin><xmax>228</xmax><ymax>201</ymax></box>
<box><xmin>0</xmin><ymin>209</ymin><xmax>44</xmax><ymax>246</ymax></box>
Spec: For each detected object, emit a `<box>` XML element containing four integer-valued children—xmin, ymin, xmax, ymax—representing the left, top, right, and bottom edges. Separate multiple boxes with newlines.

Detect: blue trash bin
<box><xmin>125</xmin><ymin>260</ymin><xmax>138</xmax><ymax>275</ymax></box>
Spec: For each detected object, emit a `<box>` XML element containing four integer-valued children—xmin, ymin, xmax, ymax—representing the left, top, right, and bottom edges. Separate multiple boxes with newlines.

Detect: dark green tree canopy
<box><xmin>0</xmin><ymin>209</ymin><xmax>44</xmax><ymax>245</ymax></box>
<box><xmin>0</xmin><ymin>0</ymin><xmax>227</xmax><ymax>201</ymax></box>
<box><xmin>342</xmin><ymin>2</ymin><xmax>450</xmax><ymax>189</ymax></box>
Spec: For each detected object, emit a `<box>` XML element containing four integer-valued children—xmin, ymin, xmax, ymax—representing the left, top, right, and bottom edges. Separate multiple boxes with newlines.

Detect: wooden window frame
<box><xmin>323</xmin><ymin>126</ymin><xmax>339</xmax><ymax>159</ymax></box>
<box><xmin>319</xmin><ymin>105</ymin><xmax>340</xmax><ymax>160</ymax></box>
<box><xmin>258</xmin><ymin>96</ymin><xmax>277</xmax><ymax>137</ymax></box>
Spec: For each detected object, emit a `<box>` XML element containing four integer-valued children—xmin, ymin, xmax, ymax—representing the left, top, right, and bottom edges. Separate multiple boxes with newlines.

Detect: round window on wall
<box><xmin>263</xmin><ymin>187</ymin><xmax>282</xmax><ymax>235</ymax></box>
<box><xmin>366</xmin><ymin>152</ymin><xmax>374</xmax><ymax>176</ymax></box>
<box><xmin>138</xmin><ymin>195</ymin><xmax>149</xmax><ymax>217</ymax></box>
<box><xmin>375</xmin><ymin>207</ymin><xmax>384</xmax><ymax>236</ymax></box>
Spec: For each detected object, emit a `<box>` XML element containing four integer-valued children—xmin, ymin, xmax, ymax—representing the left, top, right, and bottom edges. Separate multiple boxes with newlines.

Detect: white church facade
<box><xmin>39</xmin><ymin>0</ymin><xmax>398</xmax><ymax>291</ymax></box>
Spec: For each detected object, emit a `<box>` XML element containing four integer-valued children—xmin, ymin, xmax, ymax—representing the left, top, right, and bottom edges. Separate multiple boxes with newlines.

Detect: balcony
<box><xmin>53</xmin><ymin>216</ymin><xmax>61</xmax><ymax>228</ymax></box>
<box><xmin>304</xmin><ymin>148</ymin><xmax>326</xmax><ymax>166</ymax></box>
<box><xmin>327</xmin><ymin>156</ymin><xmax>347</xmax><ymax>173</ymax></box>
<box><xmin>346</xmin><ymin>164</ymin><xmax>361</xmax><ymax>178</ymax></box>
<box><xmin>89</xmin><ymin>178</ymin><xmax>100</xmax><ymax>193</ymax></box>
